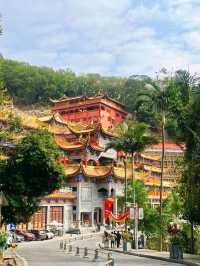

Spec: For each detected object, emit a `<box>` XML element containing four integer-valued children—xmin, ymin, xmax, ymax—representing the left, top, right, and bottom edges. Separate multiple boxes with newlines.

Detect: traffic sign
<box><xmin>139</xmin><ymin>208</ymin><xmax>144</xmax><ymax>220</ymax></box>
<box><xmin>7</xmin><ymin>223</ymin><xmax>16</xmax><ymax>231</ymax></box>
<box><xmin>129</xmin><ymin>208</ymin><xmax>134</xmax><ymax>219</ymax></box>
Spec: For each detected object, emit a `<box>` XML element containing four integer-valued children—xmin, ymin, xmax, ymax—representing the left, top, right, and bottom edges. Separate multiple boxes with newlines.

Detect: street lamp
<box><xmin>0</xmin><ymin>190</ymin><xmax>8</xmax><ymax>227</ymax></box>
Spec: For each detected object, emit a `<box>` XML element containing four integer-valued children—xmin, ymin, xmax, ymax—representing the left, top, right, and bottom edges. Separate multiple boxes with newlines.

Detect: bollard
<box><xmin>107</xmin><ymin>252</ymin><xmax>112</xmax><ymax>261</ymax></box>
<box><xmin>93</xmin><ymin>249</ymin><xmax>99</xmax><ymax>261</ymax></box>
<box><xmin>68</xmin><ymin>244</ymin><xmax>73</xmax><ymax>254</ymax></box>
<box><xmin>59</xmin><ymin>240</ymin><xmax>63</xmax><ymax>249</ymax></box>
<box><xmin>75</xmin><ymin>247</ymin><xmax>80</xmax><ymax>256</ymax></box>
<box><xmin>107</xmin><ymin>253</ymin><xmax>114</xmax><ymax>266</ymax></box>
<box><xmin>63</xmin><ymin>241</ymin><xmax>67</xmax><ymax>251</ymax></box>
<box><xmin>83</xmin><ymin>247</ymin><xmax>89</xmax><ymax>258</ymax></box>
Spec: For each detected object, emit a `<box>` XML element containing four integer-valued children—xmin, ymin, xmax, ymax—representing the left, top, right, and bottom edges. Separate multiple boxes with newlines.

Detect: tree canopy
<box><xmin>0</xmin><ymin>130</ymin><xmax>64</xmax><ymax>224</ymax></box>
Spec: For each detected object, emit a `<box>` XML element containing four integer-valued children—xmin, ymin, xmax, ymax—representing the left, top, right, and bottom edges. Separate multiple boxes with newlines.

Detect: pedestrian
<box><xmin>116</xmin><ymin>231</ymin><xmax>121</xmax><ymax>248</ymax></box>
<box><xmin>103</xmin><ymin>231</ymin><xmax>109</xmax><ymax>248</ymax></box>
<box><xmin>114</xmin><ymin>231</ymin><xmax>117</xmax><ymax>246</ymax></box>
<box><xmin>111</xmin><ymin>233</ymin><xmax>115</xmax><ymax>248</ymax></box>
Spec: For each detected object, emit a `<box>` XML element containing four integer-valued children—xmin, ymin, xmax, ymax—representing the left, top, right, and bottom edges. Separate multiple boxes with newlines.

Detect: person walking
<box><xmin>116</xmin><ymin>231</ymin><xmax>121</xmax><ymax>248</ymax></box>
<box><xmin>103</xmin><ymin>231</ymin><xmax>109</xmax><ymax>248</ymax></box>
<box><xmin>111</xmin><ymin>233</ymin><xmax>115</xmax><ymax>248</ymax></box>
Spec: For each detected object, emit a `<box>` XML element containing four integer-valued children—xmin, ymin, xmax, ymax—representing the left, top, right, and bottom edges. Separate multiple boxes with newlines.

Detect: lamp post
<box><xmin>0</xmin><ymin>189</ymin><xmax>8</xmax><ymax>228</ymax></box>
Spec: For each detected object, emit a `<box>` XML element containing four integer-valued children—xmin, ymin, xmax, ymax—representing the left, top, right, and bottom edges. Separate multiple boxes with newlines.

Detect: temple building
<box><xmin>0</xmin><ymin>94</ymin><xmax>184</xmax><ymax>231</ymax></box>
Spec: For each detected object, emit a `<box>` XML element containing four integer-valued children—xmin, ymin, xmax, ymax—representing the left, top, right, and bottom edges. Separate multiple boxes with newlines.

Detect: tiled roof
<box><xmin>44</xmin><ymin>191</ymin><xmax>76</xmax><ymax>200</ymax></box>
<box><xmin>148</xmin><ymin>142</ymin><xmax>185</xmax><ymax>152</ymax></box>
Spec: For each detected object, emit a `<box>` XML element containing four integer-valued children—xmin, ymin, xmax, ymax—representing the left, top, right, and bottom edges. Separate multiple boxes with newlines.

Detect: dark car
<box><xmin>29</xmin><ymin>230</ymin><xmax>47</xmax><ymax>240</ymax></box>
<box><xmin>15</xmin><ymin>230</ymin><xmax>35</xmax><ymax>241</ymax></box>
<box><xmin>66</xmin><ymin>228</ymin><xmax>81</xmax><ymax>234</ymax></box>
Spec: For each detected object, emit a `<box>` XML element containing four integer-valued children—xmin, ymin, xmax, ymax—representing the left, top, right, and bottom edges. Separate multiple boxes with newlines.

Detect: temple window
<box><xmin>86</xmin><ymin>106</ymin><xmax>98</xmax><ymax>111</ymax></box>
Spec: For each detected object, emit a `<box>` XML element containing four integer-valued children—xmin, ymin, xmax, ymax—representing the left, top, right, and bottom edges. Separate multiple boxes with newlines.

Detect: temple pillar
<box><xmin>91</xmin><ymin>210</ymin><xmax>94</xmax><ymax>227</ymax></box>
<box><xmin>107</xmin><ymin>175</ymin><xmax>113</xmax><ymax>197</ymax></box>
<box><xmin>46</xmin><ymin>205</ymin><xmax>51</xmax><ymax>229</ymax></box>
<box><xmin>63</xmin><ymin>205</ymin><xmax>68</xmax><ymax>231</ymax></box>
<box><xmin>113</xmin><ymin>197</ymin><xmax>118</xmax><ymax>216</ymax></box>
<box><xmin>76</xmin><ymin>180</ymin><xmax>81</xmax><ymax>228</ymax></box>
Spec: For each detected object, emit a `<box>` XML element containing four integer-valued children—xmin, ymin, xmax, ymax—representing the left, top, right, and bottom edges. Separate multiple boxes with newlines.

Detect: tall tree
<box><xmin>118</xmin><ymin>179</ymin><xmax>159</xmax><ymax>236</ymax></box>
<box><xmin>0</xmin><ymin>130</ymin><xmax>64</xmax><ymax>224</ymax></box>
<box><xmin>137</xmin><ymin>81</ymin><xmax>174</xmax><ymax>251</ymax></box>
<box><xmin>107</xmin><ymin>122</ymin><xmax>157</xmax><ymax>248</ymax></box>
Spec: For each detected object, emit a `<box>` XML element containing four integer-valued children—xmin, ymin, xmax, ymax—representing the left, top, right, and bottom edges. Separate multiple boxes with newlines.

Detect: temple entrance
<box><xmin>94</xmin><ymin>207</ymin><xmax>102</xmax><ymax>224</ymax></box>
<box><xmin>80</xmin><ymin>212</ymin><xmax>90</xmax><ymax>226</ymax></box>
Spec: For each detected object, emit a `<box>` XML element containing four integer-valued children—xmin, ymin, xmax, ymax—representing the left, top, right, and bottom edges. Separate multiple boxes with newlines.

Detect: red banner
<box><xmin>103</xmin><ymin>198</ymin><xmax>130</xmax><ymax>223</ymax></box>
<box><xmin>103</xmin><ymin>198</ymin><xmax>114</xmax><ymax>223</ymax></box>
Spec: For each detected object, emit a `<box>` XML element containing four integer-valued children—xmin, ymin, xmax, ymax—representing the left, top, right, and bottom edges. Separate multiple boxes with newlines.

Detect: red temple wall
<box><xmin>52</xmin><ymin>98</ymin><xmax>127</xmax><ymax>129</ymax></box>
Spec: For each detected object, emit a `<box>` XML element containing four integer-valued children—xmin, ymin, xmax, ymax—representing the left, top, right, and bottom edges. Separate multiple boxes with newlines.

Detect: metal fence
<box><xmin>59</xmin><ymin>239</ymin><xmax>114</xmax><ymax>266</ymax></box>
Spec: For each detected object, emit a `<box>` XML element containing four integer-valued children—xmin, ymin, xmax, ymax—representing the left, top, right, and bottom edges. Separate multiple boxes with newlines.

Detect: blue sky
<box><xmin>0</xmin><ymin>0</ymin><xmax>200</xmax><ymax>77</ymax></box>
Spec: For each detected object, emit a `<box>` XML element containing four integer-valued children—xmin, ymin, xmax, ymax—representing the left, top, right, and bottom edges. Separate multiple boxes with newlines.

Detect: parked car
<box><xmin>29</xmin><ymin>230</ymin><xmax>47</xmax><ymax>240</ymax></box>
<box><xmin>15</xmin><ymin>230</ymin><xmax>35</xmax><ymax>241</ymax></box>
<box><xmin>42</xmin><ymin>230</ymin><xmax>54</xmax><ymax>239</ymax></box>
<box><xmin>66</xmin><ymin>228</ymin><xmax>81</xmax><ymax>234</ymax></box>
<box><xmin>15</xmin><ymin>234</ymin><xmax>25</xmax><ymax>242</ymax></box>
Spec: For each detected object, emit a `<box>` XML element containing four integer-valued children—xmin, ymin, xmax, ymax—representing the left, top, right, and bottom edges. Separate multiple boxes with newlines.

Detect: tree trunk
<box><xmin>159</xmin><ymin>113</ymin><xmax>165</xmax><ymax>251</ymax></box>
<box><xmin>131</xmin><ymin>152</ymin><xmax>136</xmax><ymax>205</ymax></box>
<box><xmin>131</xmin><ymin>152</ymin><xmax>138</xmax><ymax>249</ymax></box>
<box><xmin>191</xmin><ymin>222</ymin><xmax>194</xmax><ymax>254</ymax></box>
<box><xmin>124</xmin><ymin>158</ymin><xmax>128</xmax><ymax>231</ymax></box>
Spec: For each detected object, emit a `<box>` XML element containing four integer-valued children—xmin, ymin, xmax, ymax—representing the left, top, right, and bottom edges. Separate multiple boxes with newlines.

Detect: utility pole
<box><xmin>131</xmin><ymin>152</ymin><xmax>138</xmax><ymax>250</ymax></box>
<box><xmin>124</xmin><ymin>158</ymin><xmax>128</xmax><ymax>231</ymax></box>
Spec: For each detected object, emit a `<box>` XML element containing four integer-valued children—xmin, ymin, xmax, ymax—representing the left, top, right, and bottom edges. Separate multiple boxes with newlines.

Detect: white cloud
<box><xmin>1</xmin><ymin>0</ymin><xmax>200</xmax><ymax>76</ymax></box>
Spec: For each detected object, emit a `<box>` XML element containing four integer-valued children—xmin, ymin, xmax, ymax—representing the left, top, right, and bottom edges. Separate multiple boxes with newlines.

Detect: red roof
<box><xmin>148</xmin><ymin>142</ymin><xmax>185</xmax><ymax>152</ymax></box>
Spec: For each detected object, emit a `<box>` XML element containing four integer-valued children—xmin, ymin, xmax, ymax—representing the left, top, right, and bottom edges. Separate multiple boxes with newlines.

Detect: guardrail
<box><xmin>59</xmin><ymin>240</ymin><xmax>114</xmax><ymax>266</ymax></box>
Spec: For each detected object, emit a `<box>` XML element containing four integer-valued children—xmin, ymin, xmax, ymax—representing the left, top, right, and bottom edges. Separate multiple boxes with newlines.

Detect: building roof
<box><xmin>50</xmin><ymin>94</ymin><xmax>126</xmax><ymax>108</ymax></box>
<box><xmin>55</xmin><ymin>137</ymin><xmax>85</xmax><ymax>150</ymax></box>
<box><xmin>147</xmin><ymin>142</ymin><xmax>185</xmax><ymax>152</ymax></box>
<box><xmin>145</xmin><ymin>177</ymin><xmax>174</xmax><ymax>187</ymax></box>
<box><xmin>140</xmin><ymin>153</ymin><xmax>161</xmax><ymax>161</ymax></box>
<box><xmin>44</xmin><ymin>191</ymin><xmax>76</xmax><ymax>200</ymax></box>
<box><xmin>148</xmin><ymin>191</ymin><xmax>170</xmax><ymax>199</ymax></box>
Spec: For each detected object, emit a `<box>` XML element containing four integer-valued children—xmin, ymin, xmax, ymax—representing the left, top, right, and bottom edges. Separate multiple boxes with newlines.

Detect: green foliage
<box><xmin>118</xmin><ymin>179</ymin><xmax>159</xmax><ymax>235</ymax></box>
<box><xmin>0</xmin><ymin>232</ymin><xmax>7</xmax><ymax>249</ymax></box>
<box><xmin>0</xmin><ymin>130</ymin><xmax>64</xmax><ymax>224</ymax></box>
<box><xmin>0</xmin><ymin>57</ymin><xmax>128</xmax><ymax>105</ymax></box>
<box><xmin>7</xmin><ymin>113</ymin><xmax>22</xmax><ymax>133</ymax></box>
<box><xmin>107</xmin><ymin>121</ymin><xmax>157</xmax><ymax>155</ymax></box>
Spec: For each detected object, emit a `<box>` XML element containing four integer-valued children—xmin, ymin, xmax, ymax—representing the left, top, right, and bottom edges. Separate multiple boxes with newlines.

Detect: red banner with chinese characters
<box><xmin>109</xmin><ymin>211</ymin><xmax>129</xmax><ymax>223</ymax></box>
<box><xmin>104</xmin><ymin>198</ymin><xmax>130</xmax><ymax>223</ymax></box>
<box><xmin>103</xmin><ymin>198</ymin><xmax>114</xmax><ymax>223</ymax></box>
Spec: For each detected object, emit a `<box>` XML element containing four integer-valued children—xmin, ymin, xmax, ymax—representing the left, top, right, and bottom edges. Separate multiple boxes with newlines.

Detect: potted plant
<box><xmin>122</xmin><ymin>231</ymin><xmax>130</xmax><ymax>252</ymax></box>
<box><xmin>168</xmin><ymin>223</ymin><xmax>183</xmax><ymax>260</ymax></box>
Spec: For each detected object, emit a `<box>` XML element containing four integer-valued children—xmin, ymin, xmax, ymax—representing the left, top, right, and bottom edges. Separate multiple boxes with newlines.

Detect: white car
<box><xmin>43</xmin><ymin>230</ymin><xmax>54</xmax><ymax>239</ymax></box>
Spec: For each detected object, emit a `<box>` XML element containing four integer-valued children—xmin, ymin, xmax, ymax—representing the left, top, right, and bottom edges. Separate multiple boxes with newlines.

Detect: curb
<box><xmin>103</xmin><ymin>248</ymin><xmax>200</xmax><ymax>266</ymax></box>
<box><xmin>10</xmin><ymin>251</ymin><xmax>28</xmax><ymax>266</ymax></box>
<box><xmin>15</xmin><ymin>253</ymin><xmax>28</xmax><ymax>266</ymax></box>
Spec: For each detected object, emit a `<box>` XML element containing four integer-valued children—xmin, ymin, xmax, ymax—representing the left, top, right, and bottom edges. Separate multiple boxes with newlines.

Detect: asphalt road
<box><xmin>17</xmin><ymin>236</ymin><xmax>183</xmax><ymax>266</ymax></box>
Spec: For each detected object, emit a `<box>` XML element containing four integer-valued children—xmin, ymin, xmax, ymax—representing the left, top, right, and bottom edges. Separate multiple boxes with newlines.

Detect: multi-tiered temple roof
<box><xmin>0</xmin><ymin>94</ymin><xmax>184</xmax><ymax>206</ymax></box>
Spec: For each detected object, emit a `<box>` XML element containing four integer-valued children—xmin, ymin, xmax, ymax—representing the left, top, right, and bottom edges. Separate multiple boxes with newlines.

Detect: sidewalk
<box><xmin>104</xmin><ymin>246</ymin><xmax>200</xmax><ymax>266</ymax></box>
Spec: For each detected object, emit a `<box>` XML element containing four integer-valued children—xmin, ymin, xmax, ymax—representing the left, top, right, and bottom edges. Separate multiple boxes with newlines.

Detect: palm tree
<box><xmin>137</xmin><ymin>81</ymin><xmax>171</xmax><ymax>251</ymax></box>
<box><xmin>107</xmin><ymin>121</ymin><xmax>157</xmax><ymax>249</ymax></box>
<box><xmin>175</xmin><ymin>70</ymin><xmax>200</xmax><ymax>105</ymax></box>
